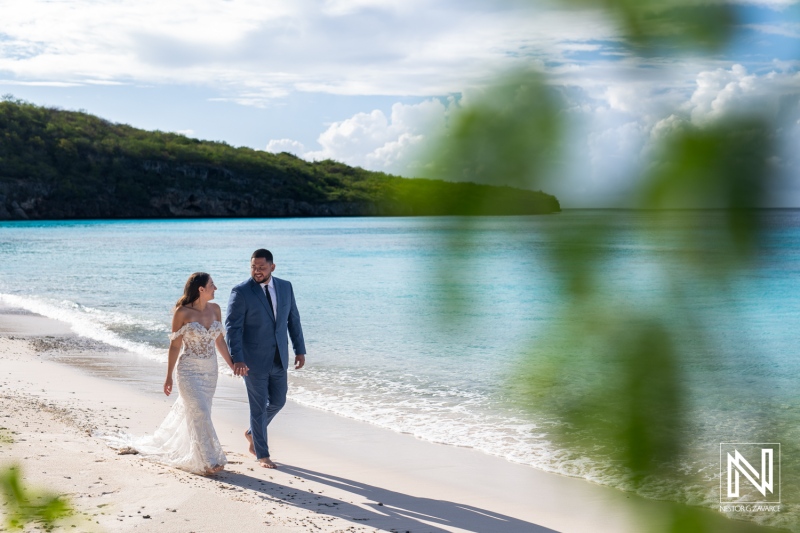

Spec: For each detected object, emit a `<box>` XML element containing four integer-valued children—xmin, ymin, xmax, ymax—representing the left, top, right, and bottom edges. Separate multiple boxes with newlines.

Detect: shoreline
<box><xmin>0</xmin><ymin>306</ymin><xmax>782</xmax><ymax>532</ymax></box>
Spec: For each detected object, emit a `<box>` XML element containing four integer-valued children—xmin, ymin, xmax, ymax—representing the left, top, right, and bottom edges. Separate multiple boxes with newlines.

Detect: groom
<box><xmin>225</xmin><ymin>248</ymin><xmax>306</xmax><ymax>468</ymax></box>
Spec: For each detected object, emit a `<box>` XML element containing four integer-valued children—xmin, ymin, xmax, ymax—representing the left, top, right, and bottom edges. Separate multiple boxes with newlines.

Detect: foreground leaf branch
<box><xmin>0</xmin><ymin>464</ymin><xmax>73</xmax><ymax>531</ymax></box>
<box><xmin>426</xmin><ymin>1</ymin><xmax>790</xmax><ymax>532</ymax></box>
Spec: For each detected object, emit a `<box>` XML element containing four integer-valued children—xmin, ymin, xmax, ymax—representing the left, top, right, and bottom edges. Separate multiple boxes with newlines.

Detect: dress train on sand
<box><xmin>100</xmin><ymin>321</ymin><xmax>227</xmax><ymax>475</ymax></box>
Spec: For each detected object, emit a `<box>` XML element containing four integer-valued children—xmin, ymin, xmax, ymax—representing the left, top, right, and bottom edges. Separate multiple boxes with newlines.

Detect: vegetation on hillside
<box><xmin>0</xmin><ymin>97</ymin><xmax>560</xmax><ymax>219</ymax></box>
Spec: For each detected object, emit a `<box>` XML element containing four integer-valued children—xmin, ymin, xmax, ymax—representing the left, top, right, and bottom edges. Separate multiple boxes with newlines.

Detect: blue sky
<box><xmin>0</xmin><ymin>0</ymin><xmax>798</xmax><ymax>207</ymax></box>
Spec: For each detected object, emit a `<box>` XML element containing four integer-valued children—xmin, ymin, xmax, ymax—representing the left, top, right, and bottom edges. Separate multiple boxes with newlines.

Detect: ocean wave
<box><xmin>287</xmin><ymin>367</ymin><xmax>615</xmax><ymax>483</ymax></box>
<box><xmin>0</xmin><ymin>293</ymin><xmax>166</xmax><ymax>362</ymax></box>
<box><xmin>0</xmin><ymin>291</ymin><xmax>759</xmax><ymax>525</ymax></box>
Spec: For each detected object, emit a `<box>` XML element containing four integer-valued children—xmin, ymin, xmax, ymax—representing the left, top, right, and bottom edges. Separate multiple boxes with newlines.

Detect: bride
<box><xmin>103</xmin><ymin>272</ymin><xmax>235</xmax><ymax>475</ymax></box>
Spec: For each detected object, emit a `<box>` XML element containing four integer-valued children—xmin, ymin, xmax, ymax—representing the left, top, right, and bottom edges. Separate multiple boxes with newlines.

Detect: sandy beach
<box><xmin>0</xmin><ymin>306</ymin><xmax>781</xmax><ymax>532</ymax></box>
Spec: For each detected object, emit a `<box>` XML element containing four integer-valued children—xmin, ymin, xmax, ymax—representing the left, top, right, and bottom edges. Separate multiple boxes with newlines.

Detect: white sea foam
<box><xmin>0</xmin><ymin>293</ymin><xmax>166</xmax><ymax>362</ymax></box>
<box><xmin>0</xmin><ymin>292</ymin><xmax>613</xmax><ymax>482</ymax></box>
<box><xmin>287</xmin><ymin>367</ymin><xmax>615</xmax><ymax>483</ymax></box>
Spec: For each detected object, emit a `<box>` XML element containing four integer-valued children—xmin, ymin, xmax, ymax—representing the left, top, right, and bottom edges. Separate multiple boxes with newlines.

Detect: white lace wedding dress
<box><xmin>100</xmin><ymin>321</ymin><xmax>227</xmax><ymax>475</ymax></box>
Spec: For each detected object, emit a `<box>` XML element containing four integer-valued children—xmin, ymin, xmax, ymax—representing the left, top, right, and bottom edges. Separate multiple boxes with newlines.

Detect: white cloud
<box><xmin>263</xmin><ymin>63</ymin><xmax>800</xmax><ymax>206</ymax></box>
<box><xmin>688</xmin><ymin>64</ymin><xmax>758</xmax><ymax>123</ymax></box>
<box><xmin>267</xmin><ymin>97</ymin><xmax>453</xmax><ymax>175</ymax></box>
<box><xmin>308</xmin><ymin>109</ymin><xmax>393</xmax><ymax>161</ymax></box>
<box><xmin>604</xmin><ymin>85</ymin><xmax>642</xmax><ymax>114</ymax></box>
<box><xmin>0</xmin><ymin>0</ymin><xmax>618</xmax><ymax>104</ymax></box>
<box><xmin>0</xmin><ymin>79</ymin><xmax>82</xmax><ymax>87</ymax></box>
<box><xmin>321</xmin><ymin>0</ymin><xmax>411</xmax><ymax>16</ymax></box>
<box><xmin>649</xmin><ymin>114</ymin><xmax>689</xmax><ymax>142</ymax></box>
<box><xmin>736</xmin><ymin>0</ymin><xmax>800</xmax><ymax>6</ymax></box>
<box><xmin>746</xmin><ymin>22</ymin><xmax>800</xmax><ymax>38</ymax></box>
<box><xmin>558</xmin><ymin>43</ymin><xmax>604</xmax><ymax>52</ymax></box>
<box><xmin>686</xmin><ymin>64</ymin><xmax>800</xmax><ymax>124</ymax></box>
<box><xmin>306</xmin><ymin>97</ymin><xmax>452</xmax><ymax>174</ymax></box>
<box><xmin>576</xmin><ymin>65</ymin><xmax>800</xmax><ymax>205</ymax></box>
<box><xmin>265</xmin><ymin>138</ymin><xmax>307</xmax><ymax>155</ymax></box>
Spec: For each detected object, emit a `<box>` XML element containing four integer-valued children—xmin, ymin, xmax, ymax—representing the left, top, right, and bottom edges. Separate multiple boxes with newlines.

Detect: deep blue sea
<box><xmin>1</xmin><ymin>211</ymin><xmax>797</xmax><ymax>530</ymax></box>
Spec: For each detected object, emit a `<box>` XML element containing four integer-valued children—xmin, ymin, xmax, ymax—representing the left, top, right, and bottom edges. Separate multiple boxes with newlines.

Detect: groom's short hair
<box><xmin>251</xmin><ymin>248</ymin><xmax>274</xmax><ymax>263</ymax></box>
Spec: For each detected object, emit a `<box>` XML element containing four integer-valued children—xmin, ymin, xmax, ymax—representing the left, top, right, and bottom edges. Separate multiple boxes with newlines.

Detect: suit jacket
<box><xmin>225</xmin><ymin>276</ymin><xmax>306</xmax><ymax>375</ymax></box>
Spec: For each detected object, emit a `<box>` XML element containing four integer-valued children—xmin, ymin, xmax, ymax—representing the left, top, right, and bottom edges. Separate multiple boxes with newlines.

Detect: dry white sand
<box><xmin>0</xmin><ymin>309</ymin><xmax>779</xmax><ymax>532</ymax></box>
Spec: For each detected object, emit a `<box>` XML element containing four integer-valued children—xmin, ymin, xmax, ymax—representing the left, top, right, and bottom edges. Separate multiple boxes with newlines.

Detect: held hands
<box><xmin>233</xmin><ymin>362</ymin><xmax>249</xmax><ymax>377</ymax></box>
<box><xmin>163</xmin><ymin>375</ymin><xmax>173</xmax><ymax>396</ymax></box>
<box><xmin>230</xmin><ymin>358</ymin><xmax>301</xmax><ymax>375</ymax></box>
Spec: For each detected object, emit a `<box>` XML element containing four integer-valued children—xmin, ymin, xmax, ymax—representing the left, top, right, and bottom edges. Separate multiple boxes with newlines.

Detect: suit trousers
<box><xmin>243</xmin><ymin>350</ymin><xmax>287</xmax><ymax>459</ymax></box>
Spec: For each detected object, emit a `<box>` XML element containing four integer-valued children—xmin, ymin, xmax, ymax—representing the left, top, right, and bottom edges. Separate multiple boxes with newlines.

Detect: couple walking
<box><xmin>108</xmin><ymin>248</ymin><xmax>305</xmax><ymax>475</ymax></box>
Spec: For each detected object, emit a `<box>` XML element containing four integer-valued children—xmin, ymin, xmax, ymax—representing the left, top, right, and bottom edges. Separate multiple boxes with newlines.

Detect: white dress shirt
<box><xmin>260</xmin><ymin>277</ymin><xmax>277</xmax><ymax>319</ymax></box>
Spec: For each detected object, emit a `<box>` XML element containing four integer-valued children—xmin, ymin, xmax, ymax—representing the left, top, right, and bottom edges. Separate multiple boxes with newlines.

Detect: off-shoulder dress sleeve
<box><xmin>169</xmin><ymin>323</ymin><xmax>190</xmax><ymax>341</ymax></box>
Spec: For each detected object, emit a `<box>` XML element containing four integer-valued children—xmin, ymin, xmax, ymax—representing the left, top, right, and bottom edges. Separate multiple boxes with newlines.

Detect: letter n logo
<box><xmin>720</xmin><ymin>443</ymin><xmax>780</xmax><ymax>504</ymax></box>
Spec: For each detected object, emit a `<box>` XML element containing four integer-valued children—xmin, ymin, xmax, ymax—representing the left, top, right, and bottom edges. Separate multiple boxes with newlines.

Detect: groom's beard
<box><xmin>252</xmin><ymin>274</ymin><xmax>271</xmax><ymax>284</ymax></box>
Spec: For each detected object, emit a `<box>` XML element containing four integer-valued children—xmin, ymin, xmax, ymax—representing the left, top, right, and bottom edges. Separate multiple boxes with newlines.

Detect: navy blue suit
<box><xmin>225</xmin><ymin>276</ymin><xmax>306</xmax><ymax>459</ymax></box>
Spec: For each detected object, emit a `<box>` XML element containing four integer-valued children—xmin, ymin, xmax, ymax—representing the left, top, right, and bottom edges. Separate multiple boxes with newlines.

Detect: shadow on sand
<box><xmin>213</xmin><ymin>464</ymin><xmax>555</xmax><ymax>533</ymax></box>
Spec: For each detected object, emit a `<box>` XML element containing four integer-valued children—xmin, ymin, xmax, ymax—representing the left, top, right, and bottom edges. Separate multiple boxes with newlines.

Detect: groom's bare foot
<box><xmin>244</xmin><ymin>430</ymin><xmax>255</xmax><ymax>456</ymax></box>
<box><xmin>258</xmin><ymin>457</ymin><xmax>277</xmax><ymax>469</ymax></box>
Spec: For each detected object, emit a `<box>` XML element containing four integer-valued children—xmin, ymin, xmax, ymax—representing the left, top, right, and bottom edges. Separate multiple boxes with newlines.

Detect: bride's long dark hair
<box><xmin>176</xmin><ymin>272</ymin><xmax>211</xmax><ymax>308</ymax></box>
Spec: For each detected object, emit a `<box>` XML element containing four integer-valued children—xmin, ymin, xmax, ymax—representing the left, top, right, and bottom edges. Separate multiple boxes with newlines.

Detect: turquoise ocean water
<box><xmin>0</xmin><ymin>211</ymin><xmax>797</xmax><ymax>529</ymax></box>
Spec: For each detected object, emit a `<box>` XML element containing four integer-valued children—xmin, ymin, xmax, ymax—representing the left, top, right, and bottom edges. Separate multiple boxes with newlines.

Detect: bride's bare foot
<box><xmin>244</xmin><ymin>430</ymin><xmax>255</xmax><ymax>456</ymax></box>
<box><xmin>204</xmin><ymin>464</ymin><xmax>224</xmax><ymax>475</ymax></box>
<box><xmin>258</xmin><ymin>457</ymin><xmax>277</xmax><ymax>469</ymax></box>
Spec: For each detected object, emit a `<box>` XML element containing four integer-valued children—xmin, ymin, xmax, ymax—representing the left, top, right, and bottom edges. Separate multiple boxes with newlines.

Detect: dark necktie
<box><xmin>264</xmin><ymin>286</ymin><xmax>274</xmax><ymax>317</ymax></box>
<box><xmin>265</xmin><ymin>286</ymin><xmax>281</xmax><ymax>367</ymax></box>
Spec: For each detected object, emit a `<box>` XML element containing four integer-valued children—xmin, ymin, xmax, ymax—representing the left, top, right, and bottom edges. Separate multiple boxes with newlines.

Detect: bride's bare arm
<box><xmin>165</xmin><ymin>308</ymin><xmax>186</xmax><ymax>396</ymax></box>
<box><xmin>215</xmin><ymin>335</ymin><xmax>234</xmax><ymax>370</ymax></box>
<box><xmin>212</xmin><ymin>304</ymin><xmax>235</xmax><ymax>370</ymax></box>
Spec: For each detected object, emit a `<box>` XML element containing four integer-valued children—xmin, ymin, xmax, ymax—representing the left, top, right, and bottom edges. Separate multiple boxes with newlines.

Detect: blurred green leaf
<box><xmin>0</xmin><ymin>464</ymin><xmax>73</xmax><ymax>530</ymax></box>
<box><xmin>421</xmin><ymin>3</ymin><xmax>784</xmax><ymax>528</ymax></box>
<box><xmin>433</xmin><ymin>71</ymin><xmax>563</xmax><ymax>193</ymax></box>
<box><xmin>519</xmin><ymin>306</ymin><xmax>685</xmax><ymax>480</ymax></box>
<box><xmin>641</xmin><ymin>117</ymin><xmax>774</xmax><ymax>270</ymax></box>
<box><xmin>564</xmin><ymin>0</ymin><xmax>737</xmax><ymax>52</ymax></box>
<box><xmin>546</xmin><ymin>221</ymin><xmax>612</xmax><ymax>299</ymax></box>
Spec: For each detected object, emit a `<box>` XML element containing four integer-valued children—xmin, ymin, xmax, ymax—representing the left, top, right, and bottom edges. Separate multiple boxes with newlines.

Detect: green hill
<box><xmin>0</xmin><ymin>98</ymin><xmax>560</xmax><ymax>220</ymax></box>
